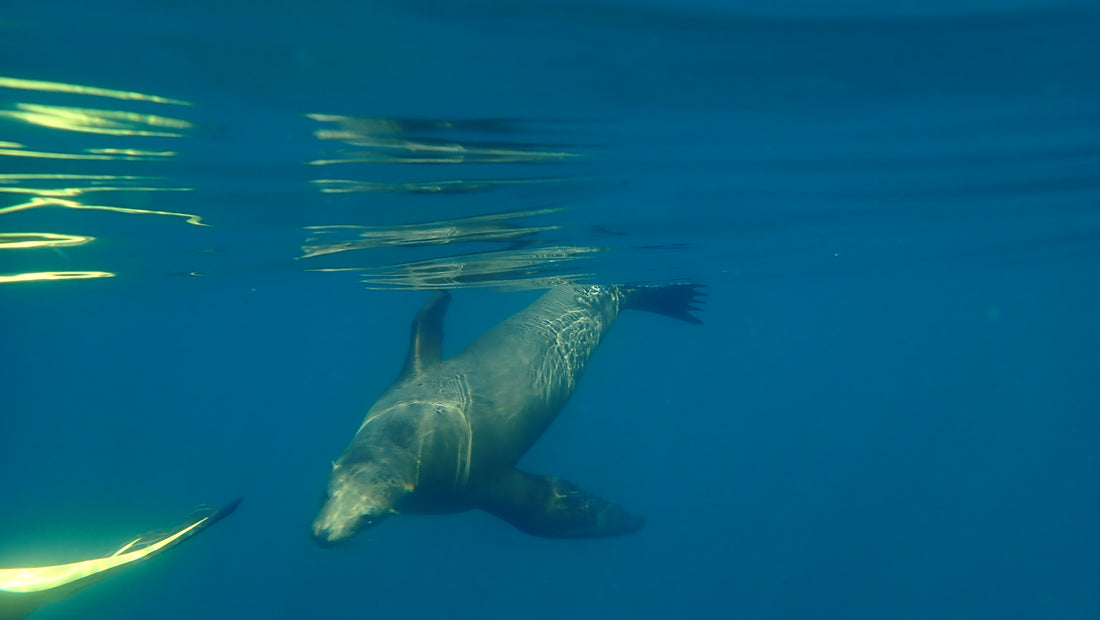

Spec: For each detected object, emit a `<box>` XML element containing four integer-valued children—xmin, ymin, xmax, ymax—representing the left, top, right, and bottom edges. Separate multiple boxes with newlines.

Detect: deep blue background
<box><xmin>2</xmin><ymin>1</ymin><xmax>1099</xmax><ymax>619</ymax></box>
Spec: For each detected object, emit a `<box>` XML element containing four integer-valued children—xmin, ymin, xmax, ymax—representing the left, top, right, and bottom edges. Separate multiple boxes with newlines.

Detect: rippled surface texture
<box><xmin>1</xmin><ymin>1</ymin><xmax>1098</xmax><ymax>619</ymax></box>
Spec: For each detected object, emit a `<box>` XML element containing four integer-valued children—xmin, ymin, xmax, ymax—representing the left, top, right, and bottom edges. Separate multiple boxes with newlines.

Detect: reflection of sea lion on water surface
<box><xmin>0</xmin><ymin>499</ymin><xmax>240</xmax><ymax>620</ymax></box>
<box><xmin>312</xmin><ymin>284</ymin><xmax>704</xmax><ymax>545</ymax></box>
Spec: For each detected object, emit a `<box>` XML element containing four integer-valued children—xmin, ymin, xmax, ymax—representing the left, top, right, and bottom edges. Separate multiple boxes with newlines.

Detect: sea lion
<box><xmin>311</xmin><ymin>284</ymin><xmax>702</xmax><ymax>545</ymax></box>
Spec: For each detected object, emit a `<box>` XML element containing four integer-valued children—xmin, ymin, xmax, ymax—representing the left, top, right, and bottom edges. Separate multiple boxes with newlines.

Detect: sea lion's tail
<box><xmin>621</xmin><ymin>283</ymin><xmax>705</xmax><ymax>324</ymax></box>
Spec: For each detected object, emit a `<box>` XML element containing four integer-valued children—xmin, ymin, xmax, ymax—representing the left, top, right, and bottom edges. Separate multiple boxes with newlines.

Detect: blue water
<box><xmin>2</xmin><ymin>1</ymin><xmax>1099</xmax><ymax>618</ymax></box>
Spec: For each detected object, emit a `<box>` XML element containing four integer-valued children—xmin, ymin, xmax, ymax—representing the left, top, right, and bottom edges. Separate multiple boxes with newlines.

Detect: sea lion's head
<box><xmin>311</xmin><ymin>408</ymin><xmax>425</xmax><ymax>546</ymax></box>
<box><xmin>311</xmin><ymin>462</ymin><xmax>407</xmax><ymax>546</ymax></box>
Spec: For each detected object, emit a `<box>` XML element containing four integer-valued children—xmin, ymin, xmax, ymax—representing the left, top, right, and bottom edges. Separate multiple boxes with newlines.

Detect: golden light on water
<box><xmin>0</xmin><ymin>174</ymin><xmax>139</xmax><ymax>180</ymax></box>
<box><xmin>0</xmin><ymin>517</ymin><xmax>207</xmax><ymax>593</ymax></box>
<box><xmin>0</xmin><ymin>80</ymin><xmax>588</xmax><ymax>289</ymax></box>
<box><xmin>0</xmin><ymin>271</ymin><xmax>114</xmax><ymax>284</ymax></box>
<box><xmin>309</xmin><ymin>148</ymin><xmax>579</xmax><ymax>166</ymax></box>
<box><xmin>306</xmin><ymin>113</ymin><xmax>403</xmax><ymax>132</ymax></box>
<box><xmin>0</xmin><ymin>145</ymin><xmax>177</xmax><ymax>162</ymax></box>
<box><xmin>0</xmin><ymin>77</ymin><xmax>218</xmax><ymax>286</ymax></box>
<box><xmin>85</xmin><ymin>148</ymin><xmax>175</xmax><ymax>157</ymax></box>
<box><xmin>0</xmin><ymin>145</ymin><xmax>154</xmax><ymax>161</ymax></box>
<box><xmin>0</xmin><ymin>498</ymin><xmax>237</xmax><ymax>620</ymax></box>
<box><xmin>0</xmin><ymin>232</ymin><xmax>93</xmax><ymax>250</ymax></box>
<box><xmin>0</xmin><ymin>196</ymin><xmax>204</xmax><ymax>226</ymax></box>
<box><xmin>0</xmin><ymin>76</ymin><xmax>191</xmax><ymax>106</ymax></box>
<box><xmin>291</xmin><ymin>114</ymin><xmax>593</xmax><ymax>289</ymax></box>
<box><xmin>0</xmin><ymin>103</ymin><xmax>193</xmax><ymax>137</ymax></box>
<box><xmin>0</xmin><ymin>174</ymin><xmax>188</xmax><ymax>197</ymax></box>
<box><xmin>305</xmin><ymin>113</ymin><xmax>582</xmax><ymax>166</ymax></box>
<box><xmin>353</xmin><ymin>244</ymin><xmax>598</xmax><ymax>290</ymax></box>
<box><xmin>310</xmin><ymin>177</ymin><xmax>568</xmax><ymax>194</ymax></box>
<box><xmin>305</xmin><ymin>243</ymin><xmax>598</xmax><ymax>290</ymax></box>
<box><xmin>299</xmin><ymin>207</ymin><xmax>567</xmax><ymax>259</ymax></box>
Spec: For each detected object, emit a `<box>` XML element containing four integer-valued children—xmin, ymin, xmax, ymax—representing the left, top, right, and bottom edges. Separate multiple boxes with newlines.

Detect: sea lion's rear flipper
<box><xmin>400</xmin><ymin>291</ymin><xmax>451</xmax><ymax>379</ymax></box>
<box><xmin>476</xmin><ymin>470</ymin><xmax>644</xmax><ymax>538</ymax></box>
<box><xmin>622</xmin><ymin>283</ymin><xmax>705</xmax><ymax>324</ymax></box>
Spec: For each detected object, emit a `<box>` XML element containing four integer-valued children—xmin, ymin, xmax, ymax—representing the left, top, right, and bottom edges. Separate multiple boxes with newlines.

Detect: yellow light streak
<box><xmin>309</xmin><ymin>147</ymin><xmax>579</xmax><ymax>166</ymax></box>
<box><xmin>84</xmin><ymin>148</ymin><xmax>175</xmax><ymax>157</ymax></box>
<box><xmin>0</xmin><ymin>147</ymin><xmax>163</xmax><ymax>161</ymax></box>
<box><xmin>0</xmin><ymin>196</ymin><xmax>204</xmax><ymax>226</ymax></box>
<box><xmin>0</xmin><ymin>174</ymin><xmax>143</xmax><ymax>181</ymax></box>
<box><xmin>305</xmin><ymin>113</ymin><xmax>581</xmax><ymax>165</ymax></box>
<box><xmin>0</xmin><ymin>76</ymin><xmax>191</xmax><ymax>106</ymax></box>
<box><xmin>308</xmin><ymin>244</ymin><xmax>598</xmax><ymax>290</ymax></box>
<box><xmin>0</xmin><ymin>232</ymin><xmax>93</xmax><ymax>250</ymax></box>
<box><xmin>0</xmin><ymin>499</ymin><xmax>237</xmax><ymax>620</ymax></box>
<box><xmin>309</xmin><ymin>177</ymin><xmax>566</xmax><ymax>194</ymax></box>
<box><xmin>0</xmin><ymin>186</ymin><xmax>188</xmax><ymax>197</ymax></box>
<box><xmin>0</xmin><ymin>174</ymin><xmax>187</xmax><ymax>198</ymax></box>
<box><xmin>0</xmin><ymin>517</ymin><xmax>207</xmax><ymax>593</ymax></box>
<box><xmin>299</xmin><ymin>207</ymin><xmax>565</xmax><ymax>259</ymax></box>
<box><xmin>0</xmin><ymin>104</ymin><xmax>192</xmax><ymax>137</ymax></box>
<box><xmin>0</xmin><ymin>271</ymin><xmax>114</xmax><ymax>284</ymax></box>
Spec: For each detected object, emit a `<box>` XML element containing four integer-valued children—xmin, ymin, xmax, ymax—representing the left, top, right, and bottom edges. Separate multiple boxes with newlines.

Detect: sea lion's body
<box><xmin>312</xmin><ymin>284</ymin><xmax>702</xmax><ymax>544</ymax></box>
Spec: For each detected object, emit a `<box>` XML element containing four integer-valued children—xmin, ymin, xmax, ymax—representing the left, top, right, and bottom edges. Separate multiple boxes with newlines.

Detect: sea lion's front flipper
<box><xmin>400</xmin><ymin>291</ymin><xmax>451</xmax><ymax>379</ymax></box>
<box><xmin>476</xmin><ymin>470</ymin><xmax>644</xmax><ymax>538</ymax></box>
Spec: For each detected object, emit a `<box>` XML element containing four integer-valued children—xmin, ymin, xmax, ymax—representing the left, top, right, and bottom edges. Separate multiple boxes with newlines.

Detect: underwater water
<box><xmin>2</xmin><ymin>0</ymin><xmax>1099</xmax><ymax>618</ymax></box>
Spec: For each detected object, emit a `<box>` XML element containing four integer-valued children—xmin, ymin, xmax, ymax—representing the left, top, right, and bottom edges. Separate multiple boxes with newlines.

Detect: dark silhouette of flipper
<box><xmin>400</xmin><ymin>291</ymin><xmax>451</xmax><ymax>380</ymax></box>
<box><xmin>623</xmin><ymin>283</ymin><xmax>706</xmax><ymax>324</ymax></box>
<box><xmin>477</xmin><ymin>470</ymin><xmax>644</xmax><ymax>538</ymax></box>
<box><xmin>0</xmin><ymin>498</ymin><xmax>240</xmax><ymax>620</ymax></box>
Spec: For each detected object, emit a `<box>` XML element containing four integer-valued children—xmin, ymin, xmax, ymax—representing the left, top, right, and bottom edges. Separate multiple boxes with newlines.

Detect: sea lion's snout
<box><xmin>312</xmin><ymin>478</ymin><xmax>394</xmax><ymax>547</ymax></box>
<box><xmin>311</xmin><ymin>521</ymin><xmax>365</xmax><ymax>547</ymax></box>
<box><xmin>311</xmin><ymin>510</ymin><xmax>388</xmax><ymax>547</ymax></box>
<box><xmin>310</xmin><ymin>526</ymin><xmax>344</xmax><ymax>548</ymax></box>
<box><xmin>311</xmin><ymin>496</ymin><xmax>368</xmax><ymax>547</ymax></box>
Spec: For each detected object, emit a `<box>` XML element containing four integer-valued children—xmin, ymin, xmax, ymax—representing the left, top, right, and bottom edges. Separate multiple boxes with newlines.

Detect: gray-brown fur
<box><xmin>311</xmin><ymin>284</ymin><xmax>703</xmax><ymax>545</ymax></box>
